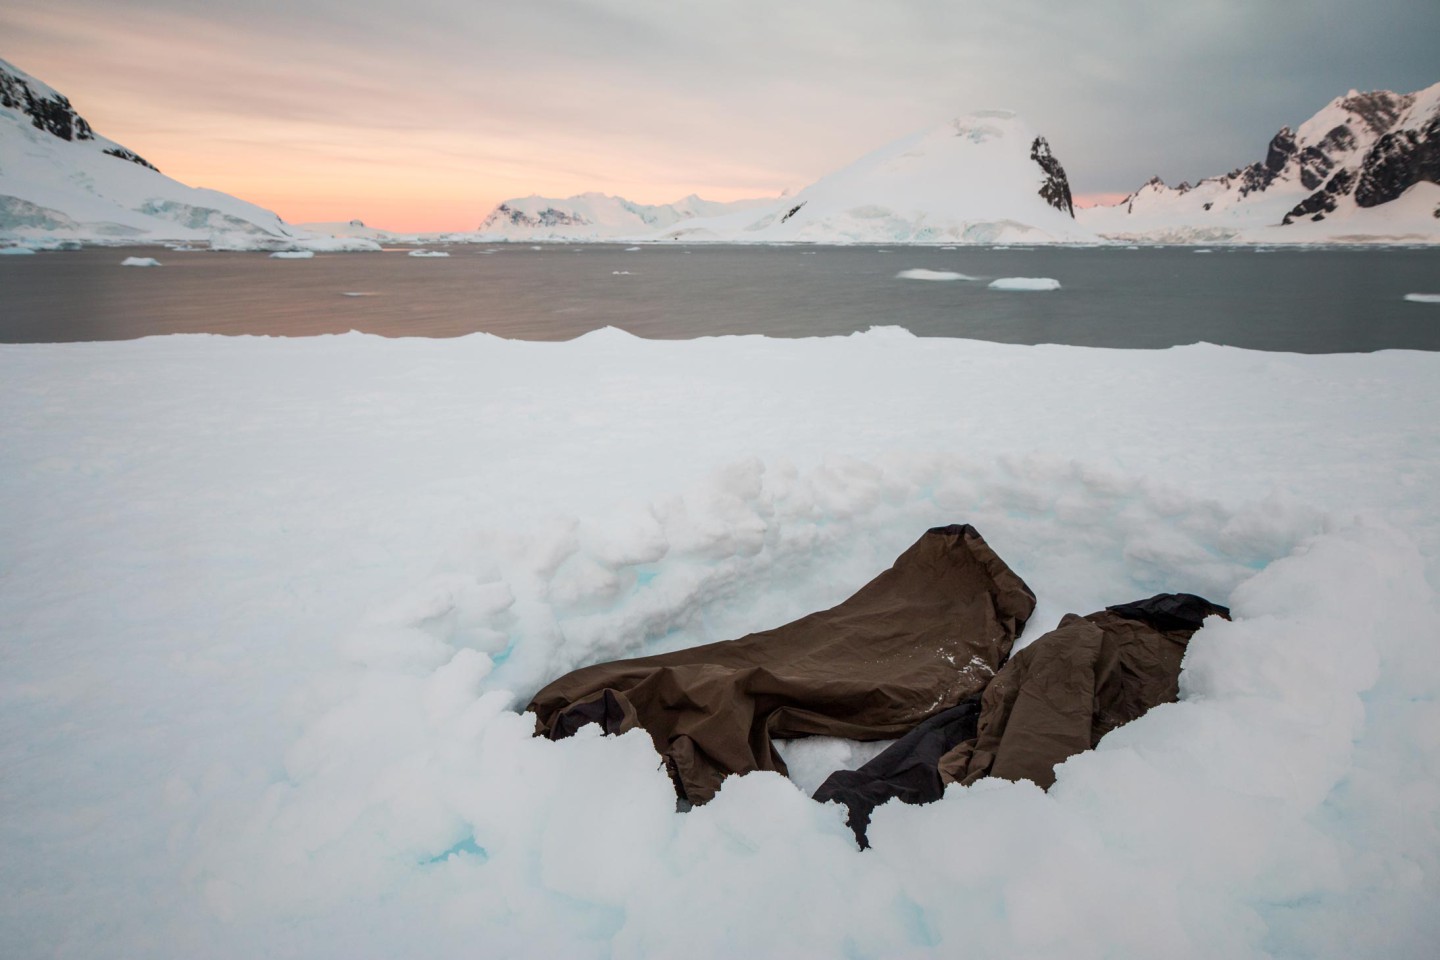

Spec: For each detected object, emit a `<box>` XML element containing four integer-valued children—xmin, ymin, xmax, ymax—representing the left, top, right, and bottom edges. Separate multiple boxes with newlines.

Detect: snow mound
<box><xmin>1404</xmin><ymin>293</ymin><xmax>1440</xmax><ymax>303</ymax></box>
<box><xmin>988</xmin><ymin>277</ymin><xmax>1060</xmax><ymax>291</ymax></box>
<box><xmin>119</xmin><ymin>256</ymin><xmax>160</xmax><ymax>267</ymax></box>
<box><xmin>269</xmin><ymin>251</ymin><xmax>314</xmax><ymax>260</ymax></box>
<box><xmin>896</xmin><ymin>268</ymin><xmax>977</xmax><ymax>282</ymax></box>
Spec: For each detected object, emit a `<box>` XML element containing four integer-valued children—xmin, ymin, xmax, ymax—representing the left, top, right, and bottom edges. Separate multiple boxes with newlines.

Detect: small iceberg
<box><xmin>0</xmin><ymin>246</ymin><xmax>37</xmax><ymax>256</ymax></box>
<box><xmin>896</xmin><ymin>269</ymin><xmax>976</xmax><ymax>282</ymax></box>
<box><xmin>408</xmin><ymin>250</ymin><xmax>450</xmax><ymax>258</ymax></box>
<box><xmin>1404</xmin><ymin>293</ymin><xmax>1440</xmax><ymax>304</ymax></box>
<box><xmin>988</xmin><ymin>277</ymin><xmax>1060</xmax><ymax>292</ymax></box>
<box><xmin>341</xmin><ymin>292</ymin><xmax>377</xmax><ymax>298</ymax></box>
<box><xmin>624</xmin><ymin>246</ymin><xmax>641</xmax><ymax>252</ymax></box>
<box><xmin>120</xmin><ymin>256</ymin><xmax>161</xmax><ymax>267</ymax></box>
<box><xmin>1193</xmin><ymin>249</ymin><xmax>1214</xmax><ymax>254</ymax></box>
<box><xmin>270</xmin><ymin>250</ymin><xmax>315</xmax><ymax>259</ymax></box>
<box><xmin>611</xmin><ymin>270</ymin><xmax>634</xmax><ymax>276</ymax></box>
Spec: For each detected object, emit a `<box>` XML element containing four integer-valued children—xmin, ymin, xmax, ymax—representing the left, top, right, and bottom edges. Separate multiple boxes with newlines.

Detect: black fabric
<box><xmin>811</xmin><ymin>697</ymin><xmax>983</xmax><ymax>848</ymax></box>
<box><xmin>551</xmin><ymin>688</ymin><xmax>631</xmax><ymax>739</ymax></box>
<box><xmin>1105</xmin><ymin>593</ymin><xmax>1231</xmax><ymax>633</ymax></box>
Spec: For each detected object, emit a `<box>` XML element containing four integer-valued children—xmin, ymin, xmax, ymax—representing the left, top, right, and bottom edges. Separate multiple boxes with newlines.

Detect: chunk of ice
<box><xmin>896</xmin><ymin>269</ymin><xmax>977</xmax><ymax>282</ymax></box>
<box><xmin>988</xmin><ymin>277</ymin><xmax>1060</xmax><ymax>291</ymax></box>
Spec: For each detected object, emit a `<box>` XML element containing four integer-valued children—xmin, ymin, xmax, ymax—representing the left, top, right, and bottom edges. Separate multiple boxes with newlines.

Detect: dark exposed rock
<box><xmin>1239</xmin><ymin>127</ymin><xmax>1297</xmax><ymax>197</ymax></box>
<box><xmin>1265</xmin><ymin>126</ymin><xmax>1297</xmax><ymax>173</ymax></box>
<box><xmin>1354</xmin><ymin>115</ymin><xmax>1440</xmax><ymax>208</ymax></box>
<box><xmin>1029</xmin><ymin>136</ymin><xmax>1074</xmax><ymax>217</ymax></box>
<box><xmin>483</xmin><ymin>203</ymin><xmax>592</xmax><ymax>230</ymax></box>
<box><xmin>1283</xmin><ymin>168</ymin><xmax>1355</xmax><ymax>224</ymax></box>
<box><xmin>1340</xmin><ymin>90</ymin><xmax>1415</xmax><ymax>137</ymax></box>
<box><xmin>780</xmin><ymin>201</ymin><xmax>806</xmax><ymax>223</ymax></box>
<box><xmin>102</xmin><ymin>146</ymin><xmax>158</xmax><ymax>171</ymax></box>
<box><xmin>2</xmin><ymin>60</ymin><xmax>161</xmax><ymax>171</ymax></box>
<box><xmin>1296</xmin><ymin>125</ymin><xmax>1359</xmax><ymax>190</ymax></box>
<box><xmin>1</xmin><ymin>62</ymin><xmax>92</xmax><ymax>142</ymax></box>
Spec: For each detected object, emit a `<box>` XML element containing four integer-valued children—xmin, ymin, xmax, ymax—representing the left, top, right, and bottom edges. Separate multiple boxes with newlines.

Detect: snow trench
<box><xmin>172</xmin><ymin>453</ymin><xmax>1438</xmax><ymax>960</ymax></box>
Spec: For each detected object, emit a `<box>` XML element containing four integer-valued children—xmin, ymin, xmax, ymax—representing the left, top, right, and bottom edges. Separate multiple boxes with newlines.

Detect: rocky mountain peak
<box><xmin>1029</xmin><ymin>136</ymin><xmax>1074</xmax><ymax>217</ymax></box>
<box><xmin>0</xmin><ymin>58</ymin><xmax>158</xmax><ymax>171</ymax></box>
<box><xmin>1339</xmin><ymin>90</ymin><xmax>1416</xmax><ymax>137</ymax></box>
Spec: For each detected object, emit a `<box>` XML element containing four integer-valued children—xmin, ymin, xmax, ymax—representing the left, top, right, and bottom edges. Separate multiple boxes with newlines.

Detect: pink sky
<box><xmin>6</xmin><ymin>1</ymin><xmax>1427</xmax><ymax>232</ymax></box>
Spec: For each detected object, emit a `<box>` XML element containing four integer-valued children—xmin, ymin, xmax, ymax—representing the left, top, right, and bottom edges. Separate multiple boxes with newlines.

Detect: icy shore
<box><xmin>1</xmin><ymin>328</ymin><xmax>1437</xmax><ymax>959</ymax></box>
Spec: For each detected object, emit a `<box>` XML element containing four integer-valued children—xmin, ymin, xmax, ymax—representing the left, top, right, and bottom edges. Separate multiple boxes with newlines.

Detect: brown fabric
<box><xmin>528</xmin><ymin>524</ymin><xmax>1036</xmax><ymax>804</ymax></box>
<box><xmin>940</xmin><ymin>596</ymin><xmax>1228</xmax><ymax>790</ymax></box>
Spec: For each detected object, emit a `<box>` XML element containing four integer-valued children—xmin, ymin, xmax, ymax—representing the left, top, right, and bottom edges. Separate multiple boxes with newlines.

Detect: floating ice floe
<box><xmin>269</xmin><ymin>251</ymin><xmax>315</xmax><ymax>259</ymax></box>
<box><xmin>896</xmin><ymin>269</ymin><xmax>977</xmax><ymax>282</ymax></box>
<box><xmin>0</xmin><ymin>246</ymin><xmax>37</xmax><ymax>255</ymax></box>
<box><xmin>1403</xmin><ymin>293</ymin><xmax>1440</xmax><ymax>304</ymax></box>
<box><xmin>120</xmin><ymin>256</ymin><xmax>161</xmax><ymax>267</ymax></box>
<box><xmin>1194</xmin><ymin>248</ymin><xmax>1214</xmax><ymax>254</ymax></box>
<box><xmin>341</xmin><ymin>292</ymin><xmax>376</xmax><ymax>298</ymax></box>
<box><xmin>624</xmin><ymin>246</ymin><xmax>642</xmax><ymax>252</ymax></box>
<box><xmin>408</xmin><ymin>250</ymin><xmax>450</xmax><ymax>258</ymax></box>
<box><xmin>988</xmin><ymin>276</ymin><xmax>1060</xmax><ymax>291</ymax></box>
<box><xmin>612</xmin><ymin>270</ymin><xmax>634</xmax><ymax>276</ymax></box>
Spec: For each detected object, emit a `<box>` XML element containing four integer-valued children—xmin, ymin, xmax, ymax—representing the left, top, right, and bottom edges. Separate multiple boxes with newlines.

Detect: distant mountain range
<box><xmin>1082</xmin><ymin>83</ymin><xmax>1440</xmax><ymax>243</ymax></box>
<box><xmin>468</xmin><ymin>111</ymin><xmax>1089</xmax><ymax>245</ymax></box>
<box><xmin>1</xmin><ymin>54</ymin><xmax>1435</xmax><ymax>248</ymax></box>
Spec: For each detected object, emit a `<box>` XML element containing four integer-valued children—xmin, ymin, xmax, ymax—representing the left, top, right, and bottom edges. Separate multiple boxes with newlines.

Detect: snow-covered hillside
<box><xmin>0</xmin><ymin>57</ymin><xmax>314</xmax><ymax>246</ymax></box>
<box><xmin>1081</xmin><ymin>83</ymin><xmax>1440</xmax><ymax>243</ymax></box>
<box><xmin>470</xmin><ymin>112</ymin><xmax>1088</xmax><ymax>245</ymax></box>
<box><xmin>662</xmin><ymin>111</ymin><xmax>1089</xmax><ymax>244</ymax></box>
<box><xmin>470</xmin><ymin>192</ymin><xmax>772</xmax><ymax>241</ymax></box>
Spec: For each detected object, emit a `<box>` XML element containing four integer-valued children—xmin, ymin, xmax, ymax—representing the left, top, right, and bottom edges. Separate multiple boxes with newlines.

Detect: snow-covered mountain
<box><xmin>1081</xmin><ymin>82</ymin><xmax>1440</xmax><ymax>243</ymax></box>
<box><xmin>472</xmin><ymin>111</ymin><xmax>1088</xmax><ymax>245</ymax></box>
<box><xmin>471</xmin><ymin>192</ymin><xmax>772</xmax><ymax>241</ymax></box>
<box><xmin>0</xmin><ymin>57</ymin><xmax>353</xmax><ymax>248</ymax></box>
<box><xmin>662</xmin><ymin>110</ymin><xmax>1089</xmax><ymax>244</ymax></box>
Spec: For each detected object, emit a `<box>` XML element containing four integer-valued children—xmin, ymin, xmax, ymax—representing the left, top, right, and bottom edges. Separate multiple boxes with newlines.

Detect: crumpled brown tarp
<box><xmin>528</xmin><ymin>524</ymin><xmax>1037</xmax><ymax>804</ymax></box>
<box><xmin>942</xmin><ymin>593</ymin><xmax>1229</xmax><ymax>788</ymax></box>
<box><xmin>816</xmin><ymin>592</ymin><xmax>1229</xmax><ymax>844</ymax></box>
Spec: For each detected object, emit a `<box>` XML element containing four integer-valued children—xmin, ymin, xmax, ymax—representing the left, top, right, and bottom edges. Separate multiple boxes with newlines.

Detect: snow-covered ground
<box><xmin>2</xmin><ymin>328</ymin><xmax>1438</xmax><ymax>959</ymax></box>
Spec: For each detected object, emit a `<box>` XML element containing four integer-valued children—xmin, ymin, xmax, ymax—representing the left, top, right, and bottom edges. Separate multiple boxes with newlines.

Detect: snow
<box><xmin>1078</xmin><ymin>82</ymin><xmax>1440</xmax><ymax>246</ymax></box>
<box><xmin>896</xmin><ymin>268</ymin><xmax>977</xmax><ymax>282</ymax></box>
<box><xmin>468</xmin><ymin>194</ymin><xmax>771</xmax><ymax>242</ymax></box>
<box><xmin>988</xmin><ymin>277</ymin><xmax>1060</xmax><ymax>291</ymax></box>
<box><xmin>0</xmin><ymin>58</ymin><xmax>300</xmax><ymax>246</ymax></box>
<box><xmin>2</xmin><ymin>327</ymin><xmax>1438</xmax><ymax>959</ymax></box>
<box><xmin>119</xmin><ymin>255</ymin><xmax>160</xmax><ymax>267</ymax></box>
<box><xmin>408</xmin><ymin>250</ymin><xmax>450</xmax><ymax>258</ymax></box>
<box><xmin>662</xmin><ymin>111</ymin><xmax>1090</xmax><ymax>246</ymax></box>
<box><xmin>269</xmin><ymin>250</ymin><xmax>315</xmax><ymax>260</ymax></box>
<box><xmin>1404</xmin><ymin>293</ymin><xmax>1440</xmax><ymax>303</ymax></box>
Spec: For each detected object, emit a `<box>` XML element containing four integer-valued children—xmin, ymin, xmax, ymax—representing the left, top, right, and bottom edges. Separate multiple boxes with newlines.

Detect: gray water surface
<box><xmin>2</xmin><ymin>244</ymin><xmax>1438</xmax><ymax>351</ymax></box>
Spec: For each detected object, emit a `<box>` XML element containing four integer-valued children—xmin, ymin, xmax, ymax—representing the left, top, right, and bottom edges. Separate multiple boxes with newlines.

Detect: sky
<box><xmin>3</xmin><ymin>0</ymin><xmax>1437</xmax><ymax>232</ymax></box>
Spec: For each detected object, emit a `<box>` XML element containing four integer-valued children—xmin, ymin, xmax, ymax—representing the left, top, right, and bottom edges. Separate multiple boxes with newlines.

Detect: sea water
<box><xmin>1</xmin><ymin>243</ymin><xmax>1438</xmax><ymax>351</ymax></box>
